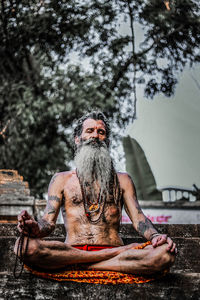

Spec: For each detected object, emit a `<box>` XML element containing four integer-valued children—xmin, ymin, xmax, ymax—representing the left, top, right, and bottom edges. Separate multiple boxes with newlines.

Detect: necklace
<box><xmin>76</xmin><ymin>170</ymin><xmax>106</xmax><ymax>224</ymax></box>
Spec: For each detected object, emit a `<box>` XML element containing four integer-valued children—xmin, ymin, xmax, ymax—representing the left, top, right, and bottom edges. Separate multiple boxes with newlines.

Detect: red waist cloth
<box><xmin>72</xmin><ymin>245</ymin><xmax>117</xmax><ymax>251</ymax></box>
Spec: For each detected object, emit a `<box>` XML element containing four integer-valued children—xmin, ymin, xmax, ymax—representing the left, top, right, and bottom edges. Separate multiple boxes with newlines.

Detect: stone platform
<box><xmin>0</xmin><ymin>224</ymin><xmax>200</xmax><ymax>300</ymax></box>
<box><xmin>0</xmin><ymin>170</ymin><xmax>34</xmax><ymax>222</ymax></box>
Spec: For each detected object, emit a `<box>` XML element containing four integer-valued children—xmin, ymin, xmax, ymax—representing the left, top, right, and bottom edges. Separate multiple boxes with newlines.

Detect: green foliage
<box><xmin>0</xmin><ymin>0</ymin><xmax>199</xmax><ymax>196</ymax></box>
<box><xmin>123</xmin><ymin>136</ymin><xmax>162</xmax><ymax>200</ymax></box>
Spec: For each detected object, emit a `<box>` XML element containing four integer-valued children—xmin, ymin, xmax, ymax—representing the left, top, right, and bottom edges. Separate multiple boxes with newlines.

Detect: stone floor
<box><xmin>0</xmin><ymin>224</ymin><xmax>200</xmax><ymax>300</ymax></box>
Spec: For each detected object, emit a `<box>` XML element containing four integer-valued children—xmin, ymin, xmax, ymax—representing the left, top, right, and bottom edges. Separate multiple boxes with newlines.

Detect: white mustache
<box><xmin>78</xmin><ymin>137</ymin><xmax>107</xmax><ymax>148</ymax></box>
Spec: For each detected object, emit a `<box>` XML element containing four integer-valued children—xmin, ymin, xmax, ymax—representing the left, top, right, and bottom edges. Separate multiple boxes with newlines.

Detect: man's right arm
<box><xmin>121</xmin><ymin>173</ymin><xmax>176</xmax><ymax>253</ymax></box>
<box><xmin>37</xmin><ymin>173</ymin><xmax>64</xmax><ymax>237</ymax></box>
<box><xmin>17</xmin><ymin>173</ymin><xmax>64</xmax><ymax>238</ymax></box>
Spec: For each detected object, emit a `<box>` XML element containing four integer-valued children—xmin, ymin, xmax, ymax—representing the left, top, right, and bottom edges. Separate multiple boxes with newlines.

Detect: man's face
<box><xmin>76</xmin><ymin>118</ymin><xmax>107</xmax><ymax>144</ymax></box>
<box><xmin>74</xmin><ymin>117</ymin><xmax>112</xmax><ymax>194</ymax></box>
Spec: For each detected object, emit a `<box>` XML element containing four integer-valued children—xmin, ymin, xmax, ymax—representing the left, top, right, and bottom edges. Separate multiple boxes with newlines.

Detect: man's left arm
<box><xmin>121</xmin><ymin>173</ymin><xmax>177</xmax><ymax>253</ymax></box>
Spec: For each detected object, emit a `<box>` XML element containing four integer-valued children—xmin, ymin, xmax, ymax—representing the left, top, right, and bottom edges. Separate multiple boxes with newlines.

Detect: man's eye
<box><xmin>99</xmin><ymin>130</ymin><xmax>105</xmax><ymax>135</ymax></box>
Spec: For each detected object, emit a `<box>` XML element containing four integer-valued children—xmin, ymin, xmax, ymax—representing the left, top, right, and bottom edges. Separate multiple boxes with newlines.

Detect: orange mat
<box><xmin>24</xmin><ymin>241</ymin><xmax>167</xmax><ymax>284</ymax></box>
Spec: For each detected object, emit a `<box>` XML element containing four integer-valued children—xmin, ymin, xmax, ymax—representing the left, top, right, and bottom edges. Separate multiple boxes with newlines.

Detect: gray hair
<box><xmin>73</xmin><ymin>111</ymin><xmax>111</xmax><ymax>142</ymax></box>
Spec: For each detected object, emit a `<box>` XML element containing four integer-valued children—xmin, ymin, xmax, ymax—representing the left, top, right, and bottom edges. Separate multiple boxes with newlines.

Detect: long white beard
<box><xmin>74</xmin><ymin>138</ymin><xmax>112</xmax><ymax>200</ymax></box>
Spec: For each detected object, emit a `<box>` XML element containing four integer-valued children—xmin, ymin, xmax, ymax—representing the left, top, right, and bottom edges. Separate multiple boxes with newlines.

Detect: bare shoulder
<box><xmin>117</xmin><ymin>172</ymin><xmax>137</xmax><ymax>202</ymax></box>
<box><xmin>49</xmin><ymin>170</ymin><xmax>75</xmax><ymax>188</ymax></box>
<box><xmin>117</xmin><ymin>172</ymin><xmax>133</xmax><ymax>185</ymax></box>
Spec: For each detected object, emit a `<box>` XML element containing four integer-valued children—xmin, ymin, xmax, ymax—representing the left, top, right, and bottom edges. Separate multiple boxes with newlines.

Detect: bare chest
<box><xmin>62</xmin><ymin>181</ymin><xmax>122</xmax><ymax>225</ymax></box>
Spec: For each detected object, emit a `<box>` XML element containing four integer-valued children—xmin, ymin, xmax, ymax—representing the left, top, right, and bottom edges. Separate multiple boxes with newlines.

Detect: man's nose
<box><xmin>91</xmin><ymin>130</ymin><xmax>99</xmax><ymax>138</ymax></box>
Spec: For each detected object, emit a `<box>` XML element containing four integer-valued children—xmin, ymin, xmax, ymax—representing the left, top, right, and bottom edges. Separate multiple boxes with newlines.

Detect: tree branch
<box><xmin>127</xmin><ymin>0</ymin><xmax>137</xmax><ymax>121</ymax></box>
<box><xmin>100</xmin><ymin>55</ymin><xmax>133</xmax><ymax>101</ymax></box>
<box><xmin>0</xmin><ymin>120</ymin><xmax>10</xmax><ymax>140</ymax></box>
<box><xmin>137</xmin><ymin>24</ymin><xmax>184</xmax><ymax>58</ymax></box>
<box><xmin>100</xmin><ymin>21</ymin><xmax>184</xmax><ymax>106</ymax></box>
<box><xmin>24</xmin><ymin>47</ymin><xmax>41</xmax><ymax>96</ymax></box>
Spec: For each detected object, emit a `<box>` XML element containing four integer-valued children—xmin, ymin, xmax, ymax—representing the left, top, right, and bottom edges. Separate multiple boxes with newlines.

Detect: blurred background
<box><xmin>0</xmin><ymin>0</ymin><xmax>200</xmax><ymax>224</ymax></box>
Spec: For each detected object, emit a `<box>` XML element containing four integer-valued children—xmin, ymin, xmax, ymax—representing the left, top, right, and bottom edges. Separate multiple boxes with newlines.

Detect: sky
<box><xmin>68</xmin><ymin>12</ymin><xmax>200</xmax><ymax>191</ymax></box>
<box><xmin>126</xmin><ymin>65</ymin><xmax>200</xmax><ymax>190</ymax></box>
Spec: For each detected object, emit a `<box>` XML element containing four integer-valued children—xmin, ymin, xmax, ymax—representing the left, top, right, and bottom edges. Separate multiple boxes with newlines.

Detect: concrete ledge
<box><xmin>139</xmin><ymin>200</ymin><xmax>200</xmax><ymax>209</ymax></box>
<box><xmin>1</xmin><ymin>223</ymin><xmax>200</xmax><ymax>237</ymax></box>
<box><xmin>0</xmin><ymin>224</ymin><xmax>200</xmax><ymax>299</ymax></box>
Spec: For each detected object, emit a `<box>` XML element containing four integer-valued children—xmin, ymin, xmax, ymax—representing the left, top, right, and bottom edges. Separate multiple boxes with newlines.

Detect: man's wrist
<box><xmin>37</xmin><ymin>219</ymin><xmax>55</xmax><ymax>237</ymax></box>
<box><xmin>149</xmin><ymin>232</ymin><xmax>161</xmax><ymax>241</ymax></box>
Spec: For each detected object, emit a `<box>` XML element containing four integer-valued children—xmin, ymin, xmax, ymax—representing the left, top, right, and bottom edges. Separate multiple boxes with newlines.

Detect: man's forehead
<box><xmin>82</xmin><ymin>118</ymin><xmax>106</xmax><ymax>130</ymax></box>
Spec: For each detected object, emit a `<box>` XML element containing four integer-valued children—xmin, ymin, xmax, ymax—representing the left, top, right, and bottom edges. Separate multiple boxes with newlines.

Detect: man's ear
<box><xmin>75</xmin><ymin>136</ymin><xmax>80</xmax><ymax>145</ymax></box>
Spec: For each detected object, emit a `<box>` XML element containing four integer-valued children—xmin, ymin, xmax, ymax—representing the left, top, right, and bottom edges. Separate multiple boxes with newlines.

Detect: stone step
<box><xmin>0</xmin><ymin>196</ymin><xmax>34</xmax><ymax>205</ymax></box>
<box><xmin>119</xmin><ymin>224</ymin><xmax>200</xmax><ymax>238</ymax></box>
<box><xmin>0</xmin><ymin>272</ymin><xmax>200</xmax><ymax>300</ymax></box>
<box><xmin>0</xmin><ymin>170</ymin><xmax>30</xmax><ymax>198</ymax></box>
<box><xmin>1</xmin><ymin>224</ymin><xmax>200</xmax><ymax>238</ymax></box>
<box><xmin>0</xmin><ymin>224</ymin><xmax>66</xmax><ymax>237</ymax></box>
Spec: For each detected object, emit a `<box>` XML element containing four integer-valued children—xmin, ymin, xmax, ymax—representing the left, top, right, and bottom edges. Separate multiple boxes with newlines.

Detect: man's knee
<box><xmin>14</xmin><ymin>237</ymin><xmax>42</xmax><ymax>259</ymax></box>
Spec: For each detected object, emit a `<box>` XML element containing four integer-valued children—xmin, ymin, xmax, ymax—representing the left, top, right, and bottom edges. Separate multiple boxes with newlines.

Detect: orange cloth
<box><xmin>24</xmin><ymin>241</ymin><xmax>167</xmax><ymax>284</ymax></box>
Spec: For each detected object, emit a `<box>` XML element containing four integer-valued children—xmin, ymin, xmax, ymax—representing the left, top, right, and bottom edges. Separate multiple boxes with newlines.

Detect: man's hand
<box><xmin>151</xmin><ymin>234</ymin><xmax>177</xmax><ymax>254</ymax></box>
<box><xmin>17</xmin><ymin>210</ymin><xmax>40</xmax><ymax>237</ymax></box>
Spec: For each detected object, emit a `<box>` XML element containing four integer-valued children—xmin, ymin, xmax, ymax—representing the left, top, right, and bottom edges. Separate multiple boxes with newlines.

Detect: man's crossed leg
<box><xmin>14</xmin><ymin>238</ymin><xmax>175</xmax><ymax>275</ymax></box>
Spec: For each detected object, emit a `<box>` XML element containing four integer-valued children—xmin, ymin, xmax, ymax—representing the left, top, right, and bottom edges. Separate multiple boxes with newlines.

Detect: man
<box><xmin>15</xmin><ymin>111</ymin><xmax>176</xmax><ymax>274</ymax></box>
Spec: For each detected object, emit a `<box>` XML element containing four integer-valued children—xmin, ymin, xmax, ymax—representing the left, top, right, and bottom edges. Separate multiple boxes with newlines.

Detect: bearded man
<box><xmin>14</xmin><ymin>111</ymin><xmax>176</xmax><ymax>275</ymax></box>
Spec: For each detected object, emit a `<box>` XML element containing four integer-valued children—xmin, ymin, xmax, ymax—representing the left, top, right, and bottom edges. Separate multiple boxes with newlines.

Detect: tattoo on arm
<box><xmin>46</xmin><ymin>195</ymin><xmax>62</xmax><ymax>214</ymax></box>
<box><xmin>46</xmin><ymin>201</ymin><xmax>56</xmax><ymax>215</ymax></box>
<box><xmin>48</xmin><ymin>195</ymin><xmax>61</xmax><ymax>202</ymax></box>
<box><xmin>135</xmin><ymin>202</ymin><xmax>142</xmax><ymax>214</ymax></box>
<box><xmin>137</xmin><ymin>218</ymin><xmax>157</xmax><ymax>238</ymax></box>
<box><xmin>48</xmin><ymin>210</ymin><xmax>56</xmax><ymax>215</ymax></box>
<box><xmin>37</xmin><ymin>219</ymin><xmax>55</xmax><ymax>237</ymax></box>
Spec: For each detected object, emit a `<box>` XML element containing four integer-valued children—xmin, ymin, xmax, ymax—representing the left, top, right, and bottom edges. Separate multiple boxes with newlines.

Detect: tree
<box><xmin>0</xmin><ymin>0</ymin><xmax>199</xmax><ymax>196</ymax></box>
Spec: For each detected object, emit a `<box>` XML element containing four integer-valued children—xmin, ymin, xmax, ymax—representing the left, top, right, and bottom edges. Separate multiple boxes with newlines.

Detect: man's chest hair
<box><xmin>64</xmin><ymin>187</ymin><xmax>121</xmax><ymax>211</ymax></box>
